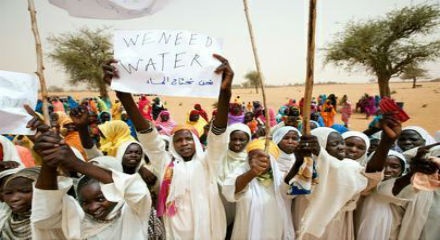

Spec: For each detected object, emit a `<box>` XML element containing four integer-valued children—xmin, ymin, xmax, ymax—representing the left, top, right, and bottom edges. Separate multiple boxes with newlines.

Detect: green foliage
<box><xmin>47</xmin><ymin>27</ymin><xmax>113</xmax><ymax>97</ymax></box>
<box><xmin>400</xmin><ymin>64</ymin><xmax>428</xmax><ymax>80</ymax></box>
<box><xmin>325</xmin><ymin>4</ymin><xmax>440</xmax><ymax>96</ymax></box>
<box><xmin>244</xmin><ymin>70</ymin><xmax>261</xmax><ymax>93</ymax></box>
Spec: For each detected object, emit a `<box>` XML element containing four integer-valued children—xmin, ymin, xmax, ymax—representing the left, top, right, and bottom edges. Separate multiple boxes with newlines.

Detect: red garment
<box><xmin>52</xmin><ymin>100</ymin><xmax>65</xmax><ymax>112</ymax></box>
<box><xmin>138</xmin><ymin>97</ymin><xmax>152</xmax><ymax>121</ymax></box>
<box><xmin>15</xmin><ymin>145</ymin><xmax>35</xmax><ymax>167</ymax></box>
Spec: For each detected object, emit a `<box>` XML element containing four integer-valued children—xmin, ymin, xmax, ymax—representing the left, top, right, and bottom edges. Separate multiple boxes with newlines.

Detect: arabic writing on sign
<box><xmin>145</xmin><ymin>77</ymin><xmax>214</xmax><ymax>86</ymax></box>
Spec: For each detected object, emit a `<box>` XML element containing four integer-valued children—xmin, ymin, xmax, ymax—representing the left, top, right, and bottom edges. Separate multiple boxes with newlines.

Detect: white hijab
<box><xmin>403</xmin><ymin>126</ymin><xmax>436</xmax><ymax>145</ymax></box>
<box><xmin>272</xmin><ymin>126</ymin><xmax>302</xmax><ymax>174</ymax></box>
<box><xmin>298</xmin><ymin>127</ymin><xmax>367</xmax><ymax>238</ymax></box>
<box><xmin>0</xmin><ymin>135</ymin><xmax>24</xmax><ymax>167</ymax></box>
<box><xmin>342</xmin><ymin>131</ymin><xmax>370</xmax><ymax>166</ymax></box>
<box><xmin>221</xmin><ymin>123</ymin><xmax>252</xmax><ymax>181</ymax></box>
<box><xmin>115</xmin><ymin>140</ymin><xmax>146</xmax><ymax>172</ymax></box>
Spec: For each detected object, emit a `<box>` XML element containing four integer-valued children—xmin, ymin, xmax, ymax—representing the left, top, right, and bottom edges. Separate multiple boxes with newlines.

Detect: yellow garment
<box><xmin>111</xmin><ymin>101</ymin><xmax>122</xmax><ymax>120</ymax></box>
<box><xmin>246</xmin><ymin>139</ymin><xmax>280</xmax><ymax>159</ymax></box>
<box><xmin>171</xmin><ymin>124</ymin><xmax>199</xmax><ymax>137</ymax></box>
<box><xmin>55</xmin><ymin>111</ymin><xmax>69</xmax><ymax>127</ymax></box>
<box><xmin>98</xmin><ymin>120</ymin><xmax>136</xmax><ymax>156</ymax></box>
<box><xmin>64</xmin><ymin>132</ymin><xmax>87</xmax><ymax>160</ymax></box>
<box><xmin>185</xmin><ymin>112</ymin><xmax>208</xmax><ymax>137</ymax></box>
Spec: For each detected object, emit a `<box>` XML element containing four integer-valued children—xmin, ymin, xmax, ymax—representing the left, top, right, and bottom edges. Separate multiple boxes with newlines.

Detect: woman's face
<box><xmin>122</xmin><ymin>143</ymin><xmax>143</xmax><ymax>168</ymax></box>
<box><xmin>229</xmin><ymin>130</ymin><xmax>250</xmax><ymax>153</ymax></box>
<box><xmin>397</xmin><ymin>130</ymin><xmax>426</xmax><ymax>152</ymax></box>
<box><xmin>326</xmin><ymin>132</ymin><xmax>345</xmax><ymax>160</ymax></box>
<box><xmin>278</xmin><ymin>130</ymin><xmax>300</xmax><ymax>154</ymax></box>
<box><xmin>383</xmin><ymin>156</ymin><xmax>404</xmax><ymax>180</ymax></box>
<box><xmin>344</xmin><ymin>136</ymin><xmax>367</xmax><ymax>160</ymax></box>
<box><xmin>2</xmin><ymin>177</ymin><xmax>33</xmax><ymax>215</ymax></box>
<box><xmin>79</xmin><ymin>181</ymin><xmax>117</xmax><ymax>221</ymax></box>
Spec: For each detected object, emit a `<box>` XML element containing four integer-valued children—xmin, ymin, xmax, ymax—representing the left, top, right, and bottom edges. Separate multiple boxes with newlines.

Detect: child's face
<box><xmin>79</xmin><ymin>182</ymin><xmax>117</xmax><ymax>221</ymax></box>
<box><xmin>122</xmin><ymin>143</ymin><xmax>143</xmax><ymax>169</ymax></box>
<box><xmin>326</xmin><ymin>132</ymin><xmax>345</xmax><ymax>160</ymax></box>
<box><xmin>383</xmin><ymin>156</ymin><xmax>403</xmax><ymax>180</ymax></box>
<box><xmin>344</xmin><ymin>136</ymin><xmax>367</xmax><ymax>161</ymax></box>
<box><xmin>2</xmin><ymin>177</ymin><xmax>33</xmax><ymax>215</ymax></box>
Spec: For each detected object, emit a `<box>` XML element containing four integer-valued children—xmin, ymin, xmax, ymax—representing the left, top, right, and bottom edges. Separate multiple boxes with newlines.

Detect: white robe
<box><xmin>0</xmin><ymin>135</ymin><xmax>24</xmax><ymax>167</ymax></box>
<box><xmin>222</xmin><ymin>158</ymin><xmax>295</xmax><ymax>240</ymax></box>
<box><xmin>377</xmin><ymin>178</ymin><xmax>440</xmax><ymax>240</ymax></box>
<box><xmin>31</xmin><ymin>171</ymin><xmax>152</xmax><ymax>240</ymax></box>
<box><xmin>138</xmin><ymin>128</ymin><xmax>227</xmax><ymax>240</ymax></box>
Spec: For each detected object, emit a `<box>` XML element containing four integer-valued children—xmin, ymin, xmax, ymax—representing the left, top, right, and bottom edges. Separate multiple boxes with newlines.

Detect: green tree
<box><xmin>244</xmin><ymin>70</ymin><xmax>261</xmax><ymax>93</ymax></box>
<box><xmin>325</xmin><ymin>4</ymin><xmax>440</xmax><ymax>97</ymax></box>
<box><xmin>400</xmin><ymin>64</ymin><xmax>429</xmax><ymax>88</ymax></box>
<box><xmin>48</xmin><ymin>27</ymin><xmax>113</xmax><ymax>98</ymax></box>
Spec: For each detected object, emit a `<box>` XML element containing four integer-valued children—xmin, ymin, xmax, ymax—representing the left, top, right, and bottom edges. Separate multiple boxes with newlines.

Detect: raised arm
<box><xmin>211</xmin><ymin>54</ymin><xmax>233</xmax><ymax>129</ymax></box>
<box><xmin>366</xmin><ymin>115</ymin><xmax>401</xmax><ymax>173</ymax></box>
<box><xmin>102</xmin><ymin>59</ymin><xmax>152</xmax><ymax>132</ymax></box>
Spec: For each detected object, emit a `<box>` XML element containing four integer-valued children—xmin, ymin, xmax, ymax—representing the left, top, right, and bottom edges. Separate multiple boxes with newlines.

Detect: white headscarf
<box><xmin>0</xmin><ymin>135</ymin><xmax>24</xmax><ymax>167</ymax></box>
<box><xmin>272</xmin><ymin>126</ymin><xmax>301</xmax><ymax>145</ymax></box>
<box><xmin>167</xmin><ymin>129</ymin><xmax>205</xmax><ymax>205</ymax></box>
<box><xmin>272</xmin><ymin>126</ymin><xmax>302</xmax><ymax>174</ymax></box>
<box><xmin>220</xmin><ymin>123</ymin><xmax>252</xmax><ymax>181</ymax></box>
<box><xmin>387</xmin><ymin>150</ymin><xmax>407</xmax><ymax>175</ymax></box>
<box><xmin>311</xmin><ymin>127</ymin><xmax>337</xmax><ymax>149</ymax></box>
<box><xmin>342</xmin><ymin>131</ymin><xmax>370</xmax><ymax>166</ymax></box>
<box><xmin>403</xmin><ymin>126</ymin><xmax>436</xmax><ymax>145</ymax></box>
<box><xmin>115</xmin><ymin>140</ymin><xmax>145</xmax><ymax>172</ymax></box>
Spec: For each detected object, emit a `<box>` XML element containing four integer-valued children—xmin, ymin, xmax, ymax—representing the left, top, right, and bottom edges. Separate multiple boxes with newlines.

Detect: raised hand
<box><xmin>297</xmin><ymin>135</ymin><xmax>320</xmax><ymax>157</ymax></box>
<box><xmin>24</xmin><ymin>104</ymin><xmax>50</xmax><ymax>136</ymax></box>
<box><xmin>380</xmin><ymin>113</ymin><xmax>402</xmax><ymax>141</ymax></box>
<box><xmin>102</xmin><ymin>59</ymin><xmax>119</xmax><ymax>86</ymax></box>
<box><xmin>33</xmin><ymin>130</ymin><xmax>64</xmax><ymax>168</ymax></box>
<box><xmin>70</xmin><ymin>106</ymin><xmax>90</xmax><ymax>127</ymax></box>
<box><xmin>249</xmin><ymin>150</ymin><xmax>270</xmax><ymax>176</ymax></box>
<box><xmin>213</xmin><ymin>54</ymin><xmax>234</xmax><ymax>91</ymax></box>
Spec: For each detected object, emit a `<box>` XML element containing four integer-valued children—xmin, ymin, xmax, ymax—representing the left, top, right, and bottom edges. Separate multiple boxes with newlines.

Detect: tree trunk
<box><xmin>254</xmin><ymin>83</ymin><xmax>259</xmax><ymax>94</ymax></box>
<box><xmin>412</xmin><ymin>77</ymin><xmax>417</xmax><ymax>88</ymax></box>
<box><xmin>377</xmin><ymin>75</ymin><xmax>391</xmax><ymax>97</ymax></box>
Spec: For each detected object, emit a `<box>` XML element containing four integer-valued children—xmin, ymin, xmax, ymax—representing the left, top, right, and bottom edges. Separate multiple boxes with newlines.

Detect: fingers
<box><xmin>24</xmin><ymin>104</ymin><xmax>40</xmax><ymax>119</ymax></box>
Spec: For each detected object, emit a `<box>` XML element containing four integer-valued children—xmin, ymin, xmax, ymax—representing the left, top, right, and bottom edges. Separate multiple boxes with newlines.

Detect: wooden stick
<box><xmin>302</xmin><ymin>0</ymin><xmax>317</xmax><ymax>135</ymax></box>
<box><xmin>28</xmin><ymin>0</ymin><xmax>50</xmax><ymax>125</ymax></box>
<box><xmin>243</xmin><ymin>0</ymin><xmax>271</xmax><ymax>149</ymax></box>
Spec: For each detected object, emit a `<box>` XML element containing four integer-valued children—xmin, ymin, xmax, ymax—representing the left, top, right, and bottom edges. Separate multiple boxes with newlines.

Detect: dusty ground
<box><xmin>51</xmin><ymin>81</ymin><xmax>440</xmax><ymax>135</ymax></box>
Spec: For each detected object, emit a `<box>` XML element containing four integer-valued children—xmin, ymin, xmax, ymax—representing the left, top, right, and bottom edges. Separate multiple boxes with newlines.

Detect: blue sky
<box><xmin>1</xmin><ymin>0</ymin><xmax>439</xmax><ymax>89</ymax></box>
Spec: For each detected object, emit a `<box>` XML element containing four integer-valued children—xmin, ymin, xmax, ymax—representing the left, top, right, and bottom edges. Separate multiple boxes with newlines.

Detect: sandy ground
<box><xmin>52</xmin><ymin>81</ymin><xmax>440</xmax><ymax>136</ymax></box>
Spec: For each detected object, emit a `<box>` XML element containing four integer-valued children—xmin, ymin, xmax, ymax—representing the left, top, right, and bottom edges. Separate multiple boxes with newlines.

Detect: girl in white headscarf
<box><xmin>296</xmin><ymin>119</ymin><xmax>400</xmax><ymax>240</ymax></box>
<box><xmin>219</xmin><ymin>123</ymin><xmax>252</xmax><ymax>228</ymax></box>
<box><xmin>32</xmin><ymin>149</ymin><xmax>152</xmax><ymax>240</ymax></box>
<box><xmin>356</xmin><ymin>150</ymin><xmax>407</xmax><ymax>240</ymax></box>
<box><xmin>342</xmin><ymin>131</ymin><xmax>370</xmax><ymax>166</ymax></box>
<box><xmin>272</xmin><ymin>126</ymin><xmax>302</xmax><ymax>175</ymax></box>
<box><xmin>397</xmin><ymin>126</ymin><xmax>437</xmax><ymax>161</ymax></box>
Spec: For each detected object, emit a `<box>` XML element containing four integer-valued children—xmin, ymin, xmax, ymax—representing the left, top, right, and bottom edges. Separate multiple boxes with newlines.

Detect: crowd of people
<box><xmin>0</xmin><ymin>56</ymin><xmax>439</xmax><ymax>240</ymax></box>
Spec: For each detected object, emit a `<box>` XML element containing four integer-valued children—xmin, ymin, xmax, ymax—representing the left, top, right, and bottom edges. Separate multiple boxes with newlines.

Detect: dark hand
<box><xmin>33</xmin><ymin>130</ymin><xmax>64</xmax><ymax>168</ymax></box>
<box><xmin>297</xmin><ymin>135</ymin><xmax>320</xmax><ymax>156</ymax></box>
<box><xmin>102</xmin><ymin>59</ymin><xmax>119</xmax><ymax>86</ymax></box>
<box><xmin>25</xmin><ymin>104</ymin><xmax>50</xmax><ymax>137</ymax></box>
<box><xmin>70</xmin><ymin>106</ymin><xmax>90</xmax><ymax>127</ymax></box>
<box><xmin>213</xmin><ymin>54</ymin><xmax>234</xmax><ymax>91</ymax></box>
<box><xmin>0</xmin><ymin>161</ymin><xmax>20</xmax><ymax>171</ymax></box>
<box><xmin>380</xmin><ymin>113</ymin><xmax>401</xmax><ymax>141</ymax></box>
<box><xmin>249</xmin><ymin>151</ymin><xmax>270</xmax><ymax>176</ymax></box>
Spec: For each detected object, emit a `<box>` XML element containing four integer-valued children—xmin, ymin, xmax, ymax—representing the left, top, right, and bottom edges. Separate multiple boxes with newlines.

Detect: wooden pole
<box><xmin>302</xmin><ymin>0</ymin><xmax>317</xmax><ymax>135</ymax></box>
<box><xmin>28</xmin><ymin>0</ymin><xmax>50</xmax><ymax>125</ymax></box>
<box><xmin>243</xmin><ymin>0</ymin><xmax>271</xmax><ymax>149</ymax></box>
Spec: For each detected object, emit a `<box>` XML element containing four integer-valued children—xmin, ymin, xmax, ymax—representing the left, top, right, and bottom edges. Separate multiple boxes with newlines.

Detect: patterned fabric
<box><xmin>1</xmin><ymin>213</ymin><xmax>32</xmax><ymax>240</ymax></box>
<box><xmin>157</xmin><ymin>161</ymin><xmax>176</xmax><ymax>217</ymax></box>
<box><xmin>147</xmin><ymin>209</ymin><xmax>166</xmax><ymax>240</ymax></box>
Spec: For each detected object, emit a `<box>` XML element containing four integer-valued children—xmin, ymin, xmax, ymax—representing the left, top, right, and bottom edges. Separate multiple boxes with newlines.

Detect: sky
<box><xmin>0</xmin><ymin>0</ymin><xmax>439</xmax><ymax>89</ymax></box>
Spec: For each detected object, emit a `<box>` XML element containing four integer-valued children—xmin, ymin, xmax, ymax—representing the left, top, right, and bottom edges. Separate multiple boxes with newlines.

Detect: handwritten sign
<box><xmin>0</xmin><ymin>70</ymin><xmax>38</xmax><ymax>135</ymax></box>
<box><xmin>112</xmin><ymin>30</ymin><xmax>223</xmax><ymax>98</ymax></box>
<box><xmin>49</xmin><ymin>0</ymin><xmax>170</xmax><ymax>20</ymax></box>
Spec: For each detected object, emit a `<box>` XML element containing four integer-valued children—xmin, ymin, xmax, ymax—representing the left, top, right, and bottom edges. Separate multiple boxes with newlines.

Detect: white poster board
<box><xmin>0</xmin><ymin>70</ymin><xmax>38</xmax><ymax>135</ymax></box>
<box><xmin>112</xmin><ymin>30</ymin><xmax>223</xmax><ymax>98</ymax></box>
<box><xmin>49</xmin><ymin>0</ymin><xmax>170</xmax><ymax>19</ymax></box>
